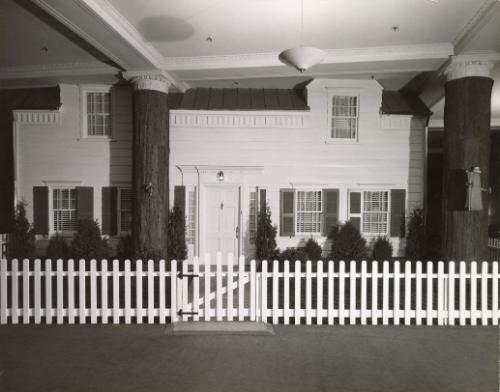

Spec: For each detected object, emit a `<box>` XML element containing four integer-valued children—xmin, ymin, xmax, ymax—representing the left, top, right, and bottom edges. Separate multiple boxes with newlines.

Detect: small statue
<box><xmin>466</xmin><ymin>166</ymin><xmax>482</xmax><ymax>211</ymax></box>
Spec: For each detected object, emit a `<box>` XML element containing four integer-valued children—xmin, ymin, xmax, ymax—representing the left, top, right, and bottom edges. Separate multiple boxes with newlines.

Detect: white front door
<box><xmin>204</xmin><ymin>186</ymin><xmax>240</xmax><ymax>259</ymax></box>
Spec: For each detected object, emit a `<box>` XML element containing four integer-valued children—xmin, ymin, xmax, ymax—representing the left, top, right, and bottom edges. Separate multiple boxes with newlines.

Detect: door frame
<box><xmin>199</xmin><ymin>183</ymin><xmax>242</xmax><ymax>259</ymax></box>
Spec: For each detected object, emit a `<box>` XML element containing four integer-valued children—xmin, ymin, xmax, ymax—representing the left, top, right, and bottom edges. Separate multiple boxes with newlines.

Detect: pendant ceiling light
<box><xmin>278</xmin><ymin>0</ymin><xmax>325</xmax><ymax>72</ymax></box>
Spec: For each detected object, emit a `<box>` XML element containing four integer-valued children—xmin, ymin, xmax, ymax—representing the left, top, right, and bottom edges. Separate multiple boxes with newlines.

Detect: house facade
<box><xmin>9</xmin><ymin>78</ymin><xmax>429</xmax><ymax>259</ymax></box>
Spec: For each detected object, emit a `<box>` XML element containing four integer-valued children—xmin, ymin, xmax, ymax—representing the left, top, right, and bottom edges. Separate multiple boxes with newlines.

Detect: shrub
<box><xmin>255</xmin><ymin>204</ymin><xmax>279</xmax><ymax>261</ymax></box>
<box><xmin>116</xmin><ymin>235</ymin><xmax>133</xmax><ymax>260</ymax></box>
<box><xmin>167</xmin><ymin>205</ymin><xmax>187</xmax><ymax>261</ymax></box>
<box><xmin>279</xmin><ymin>247</ymin><xmax>307</xmax><ymax>263</ymax></box>
<box><xmin>70</xmin><ymin>219</ymin><xmax>111</xmax><ymax>260</ymax></box>
<box><xmin>45</xmin><ymin>234</ymin><xmax>69</xmax><ymax>260</ymax></box>
<box><xmin>372</xmin><ymin>237</ymin><xmax>393</xmax><ymax>261</ymax></box>
<box><xmin>304</xmin><ymin>238</ymin><xmax>323</xmax><ymax>261</ymax></box>
<box><xmin>405</xmin><ymin>207</ymin><xmax>425</xmax><ymax>260</ymax></box>
<box><xmin>6</xmin><ymin>202</ymin><xmax>35</xmax><ymax>260</ymax></box>
<box><xmin>328</xmin><ymin>221</ymin><xmax>367</xmax><ymax>261</ymax></box>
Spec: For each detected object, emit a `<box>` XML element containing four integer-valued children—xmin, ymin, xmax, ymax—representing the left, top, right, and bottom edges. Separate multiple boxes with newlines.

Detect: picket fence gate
<box><xmin>0</xmin><ymin>254</ymin><xmax>499</xmax><ymax>326</ymax></box>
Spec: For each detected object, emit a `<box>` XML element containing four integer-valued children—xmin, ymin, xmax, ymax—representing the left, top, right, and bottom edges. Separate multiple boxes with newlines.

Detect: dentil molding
<box><xmin>13</xmin><ymin>110</ymin><xmax>62</xmax><ymax>124</ymax></box>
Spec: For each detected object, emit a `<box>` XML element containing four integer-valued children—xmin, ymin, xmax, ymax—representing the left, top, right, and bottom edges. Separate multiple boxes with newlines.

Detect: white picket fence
<box><xmin>0</xmin><ymin>255</ymin><xmax>499</xmax><ymax>326</ymax></box>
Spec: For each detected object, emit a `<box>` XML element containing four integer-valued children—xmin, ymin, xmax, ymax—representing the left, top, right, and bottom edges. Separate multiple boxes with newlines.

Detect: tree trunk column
<box><xmin>442</xmin><ymin>54</ymin><xmax>497</xmax><ymax>261</ymax></box>
<box><xmin>125</xmin><ymin>71</ymin><xmax>170</xmax><ymax>259</ymax></box>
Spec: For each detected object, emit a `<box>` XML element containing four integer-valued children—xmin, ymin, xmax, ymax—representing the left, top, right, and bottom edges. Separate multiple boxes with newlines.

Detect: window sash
<box><xmin>331</xmin><ymin>95</ymin><xmax>358</xmax><ymax>140</ymax></box>
<box><xmin>361</xmin><ymin>191</ymin><xmax>389</xmax><ymax>235</ymax></box>
<box><xmin>87</xmin><ymin>92</ymin><xmax>111</xmax><ymax>137</ymax></box>
<box><xmin>296</xmin><ymin>190</ymin><xmax>322</xmax><ymax>234</ymax></box>
<box><xmin>52</xmin><ymin>188</ymin><xmax>77</xmax><ymax>232</ymax></box>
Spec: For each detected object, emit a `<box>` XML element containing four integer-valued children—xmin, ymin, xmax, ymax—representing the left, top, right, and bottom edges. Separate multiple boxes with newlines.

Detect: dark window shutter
<box><xmin>390</xmin><ymin>189</ymin><xmax>406</xmax><ymax>237</ymax></box>
<box><xmin>322</xmin><ymin>189</ymin><xmax>339</xmax><ymax>236</ymax></box>
<box><xmin>76</xmin><ymin>187</ymin><xmax>94</xmax><ymax>222</ymax></box>
<box><xmin>259</xmin><ymin>189</ymin><xmax>267</xmax><ymax>213</ymax></box>
<box><xmin>350</xmin><ymin>217</ymin><xmax>361</xmax><ymax>231</ymax></box>
<box><xmin>33</xmin><ymin>186</ymin><xmax>49</xmax><ymax>235</ymax></box>
<box><xmin>350</xmin><ymin>192</ymin><xmax>361</xmax><ymax>214</ymax></box>
<box><xmin>101</xmin><ymin>187</ymin><xmax>117</xmax><ymax>236</ymax></box>
<box><xmin>280</xmin><ymin>189</ymin><xmax>295</xmax><ymax>237</ymax></box>
<box><xmin>174</xmin><ymin>185</ymin><xmax>186</xmax><ymax>216</ymax></box>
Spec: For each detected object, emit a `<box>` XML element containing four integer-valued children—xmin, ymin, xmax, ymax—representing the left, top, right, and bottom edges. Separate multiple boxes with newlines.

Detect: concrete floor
<box><xmin>0</xmin><ymin>324</ymin><xmax>497</xmax><ymax>392</ymax></box>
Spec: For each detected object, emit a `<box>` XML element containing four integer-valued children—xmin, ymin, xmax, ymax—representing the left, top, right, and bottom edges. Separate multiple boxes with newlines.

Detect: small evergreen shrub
<box><xmin>328</xmin><ymin>221</ymin><xmax>367</xmax><ymax>261</ymax></box>
<box><xmin>45</xmin><ymin>234</ymin><xmax>69</xmax><ymax>260</ymax></box>
<box><xmin>167</xmin><ymin>205</ymin><xmax>187</xmax><ymax>261</ymax></box>
<box><xmin>6</xmin><ymin>202</ymin><xmax>35</xmax><ymax>260</ymax></box>
<box><xmin>255</xmin><ymin>204</ymin><xmax>279</xmax><ymax>261</ymax></box>
<box><xmin>304</xmin><ymin>238</ymin><xmax>323</xmax><ymax>261</ymax></box>
<box><xmin>372</xmin><ymin>237</ymin><xmax>393</xmax><ymax>261</ymax></box>
<box><xmin>116</xmin><ymin>235</ymin><xmax>133</xmax><ymax>260</ymax></box>
<box><xmin>70</xmin><ymin>219</ymin><xmax>111</xmax><ymax>260</ymax></box>
<box><xmin>279</xmin><ymin>247</ymin><xmax>307</xmax><ymax>263</ymax></box>
<box><xmin>405</xmin><ymin>207</ymin><xmax>425</xmax><ymax>260</ymax></box>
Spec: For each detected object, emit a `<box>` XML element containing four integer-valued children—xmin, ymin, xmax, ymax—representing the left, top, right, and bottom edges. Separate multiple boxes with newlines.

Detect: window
<box><xmin>359</xmin><ymin>191</ymin><xmax>389</xmax><ymax>236</ymax></box>
<box><xmin>86</xmin><ymin>91</ymin><xmax>111</xmax><ymax>136</ymax></box>
<box><xmin>118</xmin><ymin>188</ymin><xmax>132</xmax><ymax>234</ymax></box>
<box><xmin>330</xmin><ymin>95</ymin><xmax>358</xmax><ymax>140</ymax></box>
<box><xmin>249</xmin><ymin>191</ymin><xmax>258</xmax><ymax>244</ymax></box>
<box><xmin>187</xmin><ymin>189</ymin><xmax>196</xmax><ymax>245</ymax></box>
<box><xmin>296</xmin><ymin>190</ymin><xmax>322</xmax><ymax>234</ymax></box>
<box><xmin>53</xmin><ymin>188</ymin><xmax>77</xmax><ymax>232</ymax></box>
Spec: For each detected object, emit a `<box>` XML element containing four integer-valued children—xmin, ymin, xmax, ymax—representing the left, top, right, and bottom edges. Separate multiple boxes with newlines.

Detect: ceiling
<box><xmin>0</xmin><ymin>0</ymin><xmax>499</xmax><ymax>117</ymax></box>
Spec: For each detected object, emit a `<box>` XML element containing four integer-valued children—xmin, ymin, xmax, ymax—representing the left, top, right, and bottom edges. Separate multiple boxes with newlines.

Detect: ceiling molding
<box><xmin>0</xmin><ymin>61</ymin><xmax>117</xmax><ymax>80</ymax></box>
<box><xmin>164</xmin><ymin>43</ymin><xmax>454</xmax><ymax>71</ymax></box>
<box><xmin>452</xmin><ymin>0</ymin><xmax>500</xmax><ymax>54</ymax></box>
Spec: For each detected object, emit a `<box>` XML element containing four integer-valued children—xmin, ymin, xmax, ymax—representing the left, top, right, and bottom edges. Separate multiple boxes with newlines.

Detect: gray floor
<box><xmin>0</xmin><ymin>324</ymin><xmax>497</xmax><ymax>392</ymax></box>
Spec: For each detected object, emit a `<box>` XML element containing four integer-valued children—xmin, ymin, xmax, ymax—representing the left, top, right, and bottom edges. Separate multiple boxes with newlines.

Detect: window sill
<box><xmin>77</xmin><ymin>137</ymin><xmax>116</xmax><ymax>142</ymax></box>
<box><xmin>325</xmin><ymin>139</ymin><xmax>359</xmax><ymax>145</ymax></box>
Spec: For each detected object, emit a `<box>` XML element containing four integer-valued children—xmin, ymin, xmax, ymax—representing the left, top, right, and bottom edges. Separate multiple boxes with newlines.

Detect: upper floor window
<box><xmin>296</xmin><ymin>190</ymin><xmax>322</xmax><ymax>234</ymax></box>
<box><xmin>53</xmin><ymin>188</ymin><xmax>77</xmax><ymax>232</ymax></box>
<box><xmin>330</xmin><ymin>95</ymin><xmax>359</xmax><ymax>140</ymax></box>
<box><xmin>81</xmin><ymin>86</ymin><xmax>112</xmax><ymax>139</ymax></box>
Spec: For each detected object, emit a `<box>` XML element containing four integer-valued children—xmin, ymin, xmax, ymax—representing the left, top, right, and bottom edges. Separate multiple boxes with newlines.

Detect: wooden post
<box><xmin>442</xmin><ymin>55</ymin><xmax>497</xmax><ymax>261</ymax></box>
<box><xmin>125</xmin><ymin>71</ymin><xmax>171</xmax><ymax>259</ymax></box>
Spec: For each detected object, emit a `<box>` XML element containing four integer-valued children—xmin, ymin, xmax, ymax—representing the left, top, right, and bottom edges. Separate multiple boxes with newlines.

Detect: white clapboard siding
<box><xmin>0</xmin><ymin>256</ymin><xmax>499</xmax><ymax>326</ymax></box>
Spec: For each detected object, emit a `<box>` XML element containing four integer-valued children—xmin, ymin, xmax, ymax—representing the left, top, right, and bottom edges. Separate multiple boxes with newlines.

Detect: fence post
<box><xmin>448</xmin><ymin>261</ymin><xmax>455</xmax><ymax>326</ymax></box>
<box><xmin>228</xmin><ymin>254</ymin><xmax>234</xmax><ymax>322</ymax></box>
<box><xmin>317</xmin><ymin>260</ymin><xmax>323</xmax><ymax>325</ymax></box>
<box><xmin>101</xmin><ymin>260</ymin><xmax>108</xmax><ymax>324</ymax></box>
<box><xmin>294</xmin><ymin>260</ymin><xmax>301</xmax><ymax>325</ymax></box>
<box><xmin>182</xmin><ymin>259</ymin><xmax>189</xmax><ymax>322</ymax></box>
<box><xmin>339</xmin><ymin>261</ymin><xmax>345</xmax><ymax>325</ymax></box>
<box><xmin>193</xmin><ymin>256</ymin><xmax>200</xmax><ymax>322</ymax></box>
<box><xmin>57</xmin><ymin>259</ymin><xmax>64</xmax><ymax>324</ymax></box>
<box><xmin>238</xmin><ymin>255</ymin><xmax>245</xmax><ymax>321</ymax></box>
<box><xmin>113</xmin><ymin>259</ymin><xmax>120</xmax><ymax>324</ymax></box>
<box><xmin>68</xmin><ymin>259</ymin><xmax>75</xmax><ymax>324</ymax></box>
<box><xmin>79</xmin><ymin>259</ymin><xmax>85</xmax><ymax>324</ymax></box>
<box><xmin>250</xmin><ymin>259</ymin><xmax>256</xmax><ymax>321</ymax></box>
<box><xmin>470</xmin><ymin>262</ymin><xmax>477</xmax><ymax>326</ymax></box>
<box><xmin>216</xmin><ymin>253</ymin><xmax>223</xmax><ymax>321</ymax></box>
<box><xmin>171</xmin><ymin>260</ymin><xmax>178</xmax><ymax>323</ymax></box>
<box><xmin>459</xmin><ymin>261</ymin><xmax>466</xmax><ymax>326</ymax></box>
<box><xmin>360</xmin><ymin>261</ymin><xmax>367</xmax><ymax>325</ymax></box>
<box><xmin>45</xmin><ymin>259</ymin><xmax>52</xmax><ymax>324</ymax></box>
<box><xmin>305</xmin><ymin>260</ymin><xmax>312</xmax><ymax>325</ymax></box>
<box><xmin>273</xmin><ymin>259</ymin><xmax>279</xmax><ymax>324</ymax></box>
<box><xmin>159</xmin><ymin>260</ymin><xmax>166</xmax><ymax>324</ymax></box>
<box><xmin>349</xmin><ymin>260</ymin><xmax>356</xmax><ymax>325</ymax></box>
<box><xmin>261</xmin><ymin>260</ymin><xmax>268</xmax><ymax>323</ymax></box>
<box><xmin>328</xmin><ymin>261</ymin><xmax>334</xmax><ymax>325</ymax></box>
<box><xmin>481</xmin><ymin>261</ymin><xmax>488</xmax><ymax>326</ymax></box>
<box><xmin>90</xmin><ymin>259</ymin><xmax>97</xmax><ymax>324</ymax></box>
<box><xmin>437</xmin><ymin>261</ymin><xmax>445</xmax><ymax>326</ymax></box>
<box><xmin>393</xmin><ymin>261</ymin><xmax>400</xmax><ymax>326</ymax></box>
<box><xmin>371</xmin><ymin>261</ymin><xmax>378</xmax><ymax>325</ymax></box>
<box><xmin>204</xmin><ymin>255</ymin><xmax>210</xmax><ymax>321</ymax></box>
<box><xmin>415</xmin><ymin>261</ymin><xmax>422</xmax><ymax>326</ymax></box>
<box><xmin>404</xmin><ymin>261</ymin><xmax>412</xmax><ymax>326</ymax></box>
<box><xmin>136</xmin><ymin>260</ymin><xmax>143</xmax><ymax>324</ymax></box>
<box><xmin>12</xmin><ymin>259</ymin><xmax>18</xmax><ymax>324</ymax></box>
<box><xmin>34</xmin><ymin>259</ymin><xmax>41</xmax><ymax>324</ymax></box>
<box><xmin>382</xmin><ymin>261</ymin><xmax>389</xmax><ymax>325</ymax></box>
<box><xmin>284</xmin><ymin>260</ymin><xmax>290</xmax><ymax>325</ymax></box>
<box><xmin>493</xmin><ymin>262</ymin><xmax>499</xmax><ymax>326</ymax></box>
<box><xmin>124</xmin><ymin>259</ymin><xmax>131</xmax><ymax>324</ymax></box>
<box><xmin>23</xmin><ymin>259</ymin><xmax>30</xmax><ymax>324</ymax></box>
<box><xmin>148</xmin><ymin>260</ymin><xmax>155</xmax><ymax>324</ymax></box>
<box><xmin>1</xmin><ymin>259</ymin><xmax>7</xmax><ymax>324</ymax></box>
<box><xmin>426</xmin><ymin>261</ymin><xmax>433</xmax><ymax>326</ymax></box>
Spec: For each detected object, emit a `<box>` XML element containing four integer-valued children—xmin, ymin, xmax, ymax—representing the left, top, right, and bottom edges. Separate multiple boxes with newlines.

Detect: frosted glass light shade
<box><xmin>278</xmin><ymin>46</ymin><xmax>326</xmax><ymax>72</ymax></box>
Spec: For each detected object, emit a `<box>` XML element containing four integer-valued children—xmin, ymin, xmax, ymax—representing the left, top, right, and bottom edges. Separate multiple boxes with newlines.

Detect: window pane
<box><xmin>362</xmin><ymin>191</ymin><xmax>388</xmax><ymax>235</ymax></box>
<box><xmin>296</xmin><ymin>191</ymin><xmax>322</xmax><ymax>233</ymax></box>
<box><xmin>331</xmin><ymin>95</ymin><xmax>358</xmax><ymax>140</ymax></box>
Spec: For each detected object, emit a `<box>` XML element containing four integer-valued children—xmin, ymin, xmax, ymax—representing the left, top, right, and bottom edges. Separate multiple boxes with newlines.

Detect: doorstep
<box><xmin>164</xmin><ymin>321</ymin><xmax>275</xmax><ymax>335</ymax></box>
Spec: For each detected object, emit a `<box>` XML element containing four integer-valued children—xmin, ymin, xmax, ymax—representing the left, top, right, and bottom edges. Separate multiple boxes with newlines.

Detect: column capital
<box><xmin>122</xmin><ymin>70</ymin><xmax>171</xmax><ymax>94</ymax></box>
<box><xmin>444</xmin><ymin>52</ymin><xmax>500</xmax><ymax>81</ymax></box>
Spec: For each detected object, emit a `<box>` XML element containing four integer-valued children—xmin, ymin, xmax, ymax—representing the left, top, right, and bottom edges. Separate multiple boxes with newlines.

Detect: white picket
<box><xmin>90</xmin><ymin>259</ymin><xmax>97</xmax><ymax>324</ymax></box>
<box><xmin>238</xmin><ymin>255</ymin><xmax>245</xmax><ymax>321</ymax></box>
<box><xmin>448</xmin><ymin>261</ymin><xmax>455</xmax><ymax>326</ymax></box>
<box><xmin>228</xmin><ymin>254</ymin><xmax>234</xmax><ymax>322</ymax></box>
<box><xmin>261</xmin><ymin>260</ymin><xmax>268</xmax><ymax>323</ymax></box>
<box><xmin>437</xmin><ymin>261</ymin><xmax>444</xmax><ymax>326</ymax></box>
<box><xmin>459</xmin><ymin>261</ymin><xmax>466</xmax><ymax>326</ymax></box>
<box><xmin>371</xmin><ymin>261</ymin><xmax>378</xmax><ymax>325</ymax></box>
<box><xmin>273</xmin><ymin>259</ymin><xmax>279</xmax><ymax>324</ymax></box>
<box><xmin>250</xmin><ymin>259</ymin><xmax>256</xmax><ymax>321</ymax></box>
<box><xmin>1</xmin><ymin>259</ymin><xmax>7</xmax><ymax>324</ymax></box>
<box><xmin>34</xmin><ymin>259</ymin><xmax>41</xmax><ymax>324</ymax></box>
<box><xmin>23</xmin><ymin>259</ymin><xmax>30</xmax><ymax>324</ymax></box>
<box><xmin>339</xmin><ymin>261</ymin><xmax>345</xmax><ymax>325</ymax></box>
<box><xmin>193</xmin><ymin>257</ymin><xmax>200</xmax><ymax>322</ymax></box>
<box><xmin>470</xmin><ymin>262</ymin><xmax>477</xmax><ymax>326</ymax></box>
<box><xmin>204</xmin><ymin>255</ymin><xmax>210</xmax><ymax>321</ymax></box>
<box><xmin>294</xmin><ymin>260</ymin><xmax>301</xmax><ymax>325</ymax></box>
<box><xmin>67</xmin><ymin>259</ymin><xmax>75</xmax><ymax>324</ymax></box>
<box><xmin>481</xmin><ymin>261</ymin><xmax>488</xmax><ymax>326</ymax></box>
<box><xmin>57</xmin><ymin>259</ymin><xmax>64</xmax><ymax>324</ymax></box>
<box><xmin>349</xmin><ymin>261</ymin><xmax>356</xmax><ymax>325</ymax></box>
<box><xmin>171</xmin><ymin>260</ymin><xmax>178</xmax><ymax>323</ymax></box>
<box><xmin>78</xmin><ymin>259</ymin><xmax>85</xmax><ymax>324</ymax></box>
<box><xmin>360</xmin><ymin>261</ymin><xmax>367</xmax><ymax>325</ymax></box>
<box><xmin>284</xmin><ymin>260</ymin><xmax>290</xmax><ymax>325</ymax></box>
<box><xmin>317</xmin><ymin>261</ymin><xmax>323</xmax><ymax>325</ymax></box>
<box><xmin>404</xmin><ymin>261</ymin><xmax>411</xmax><ymax>326</ymax></box>
<box><xmin>393</xmin><ymin>261</ymin><xmax>400</xmax><ymax>326</ymax></box>
<box><xmin>182</xmin><ymin>260</ymin><xmax>189</xmax><ymax>322</ymax></box>
<box><xmin>216</xmin><ymin>253</ymin><xmax>223</xmax><ymax>321</ymax></box>
<box><xmin>382</xmin><ymin>261</ymin><xmax>389</xmax><ymax>325</ymax></box>
<box><xmin>113</xmin><ymin>259</ymin><xmax>120</xmax><ymax>324</ymax></box>
<box><xmin>148</xmin><ymin>260</ymin><xmax>155</xmax><ymax>324</ymax></box>
<box><xmin>426</xmin><ymin>261</ymin><xmax>433</xmax><ymax>326</ymax></box>
<box><xmin>159</xmin><ymin>260</ymin><xmax>166</xmax><ymax>324</ymax></box>
<box><xmin>124</xmin><ymin>260</ymin><xmax>132</xmax><ymax>324</ymax></box>
<box><xmin>328</xmin><ymin>261</ymin><xmax>334</xmax><ymax>325</ymax></box>
<box><xmin>101</xmin><ymin>260</ymin><xmax>108</xmax><ymax>324</ymax></box>
<box><xmin>305</xmin><ymin>260</ymin><xmax>312</xmax><ymax>325</ymax></box>
<box><xmin>415</xmin><ymin>261</ymin><xmax>422</xmax><ymax>326</ymax></box>
<box><xmin>12</xmin><ymin>259</ymin><xmax>18</xmax><ymax>324</ymax></box>
<box><xmin>136</xmin><ymin>260</ymin><xmax>143</xmax><ymax>324</ymax></box>
<box><xmin>45</xmin><ymin>259</ymin><xmax>52</xmax><ymax>324</ymax></box>
<box><xmin>493</xmin><ymin>262</ymin><xmax>499</xmax><ymax>326</ymax></box>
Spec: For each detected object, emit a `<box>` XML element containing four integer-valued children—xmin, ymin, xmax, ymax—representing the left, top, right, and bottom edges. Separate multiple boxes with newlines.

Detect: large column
<box><xmin>124</xmin><ymin>71</ymin><xmax>171</xmax><ymax>259</ymax></box>
<box><xmin>442</xmin><ymin>54</ymin><xmax>498</xmax><ymax>261</ymax></box>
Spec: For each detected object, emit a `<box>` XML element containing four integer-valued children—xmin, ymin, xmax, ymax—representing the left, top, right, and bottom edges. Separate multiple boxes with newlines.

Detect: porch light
<box><xmin>217</xmin><ymin>171</ymin><xmax>224</xmax><ymax>181</ymax></box>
